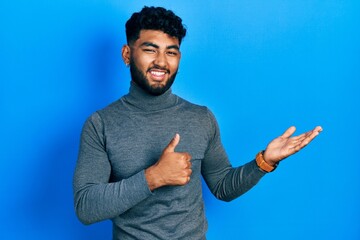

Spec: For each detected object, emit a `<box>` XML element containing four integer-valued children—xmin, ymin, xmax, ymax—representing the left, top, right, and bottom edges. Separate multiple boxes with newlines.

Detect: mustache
<box><xmin>147</xmin><ymin>65</ymin><xmax>170</xmax><ymax>74</ymax></box>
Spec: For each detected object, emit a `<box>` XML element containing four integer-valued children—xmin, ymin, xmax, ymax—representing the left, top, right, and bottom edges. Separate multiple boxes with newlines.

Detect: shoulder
<box><xmin>179</xmin><ymin>96</ymin><xmax>217</xmax><ymax>117</ymax></box>
<box><xmin>96</xmin><ymin>98</ymin><xmax>124</xmax><ymax>117</ymax></box>
<box><xmin>86</xmin><ymin>96</ymin><xmax>132</xmax><ymax>126</ymax></box>
<box><xmin>176</xmin><ymin>96</ymin><xmax>218</xmax><ymax>127</ymax></box>
<box><xmin>82</xmin><ymin>98</ymin><xmax>124</xmax><ymax>130</ymax></box>
<box><xmin>177</xmin><ymin>96</ymin><xmax>211</xmax><ymax>115</ymax></box>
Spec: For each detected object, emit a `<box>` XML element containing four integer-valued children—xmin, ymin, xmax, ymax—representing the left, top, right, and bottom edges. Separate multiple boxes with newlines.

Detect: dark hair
<box><xmin>125</xmin><ymin>6</ymin><xmax>187</xmax><ymax>45</ymax></box>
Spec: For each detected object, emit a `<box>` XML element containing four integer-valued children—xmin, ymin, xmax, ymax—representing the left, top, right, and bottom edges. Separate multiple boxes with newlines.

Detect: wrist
<box><xmin>256</xmin><ymin>150</ymin><xmax>278</xmax><ymax>172</ymax></box>
<box><xmin>262</xmin><ymin>151</ymin><xmax>278</xmax><ymax>167</ymax></box>
<box><xmin>145</xmin><ymin>165</ymin><xmax>164</xmax><ymax>191</ymax></box>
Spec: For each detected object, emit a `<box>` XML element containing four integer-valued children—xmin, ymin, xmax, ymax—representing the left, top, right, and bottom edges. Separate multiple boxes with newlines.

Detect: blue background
<box><xmin>1</xmin><ymin>0</ymin><xmax>359</xmax><ymax>239</ymax></box>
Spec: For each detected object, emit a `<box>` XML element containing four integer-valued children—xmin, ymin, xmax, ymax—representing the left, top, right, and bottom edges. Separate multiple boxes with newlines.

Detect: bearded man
<box><xmin>73</xmin><ymin>6</ymin><xmax>322</xmax><ymax>240</ymax></box>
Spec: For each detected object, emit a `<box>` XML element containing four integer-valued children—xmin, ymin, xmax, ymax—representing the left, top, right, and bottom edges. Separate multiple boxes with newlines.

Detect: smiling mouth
<box><xmin>148</xmin><ymin>68</ymin><xmax>169</xmax><ymax>81</ymax></box>
<box><xmin>150</xmin><ymin>70</ymin><xmax>166</xmax><ymax>76</ymax></box>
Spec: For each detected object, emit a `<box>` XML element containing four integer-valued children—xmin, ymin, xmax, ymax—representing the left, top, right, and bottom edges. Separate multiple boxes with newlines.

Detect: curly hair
<box><xmin>125</xmin><ymin>6</ymin><xmax>187</xmax><ymax>45</ymax></box>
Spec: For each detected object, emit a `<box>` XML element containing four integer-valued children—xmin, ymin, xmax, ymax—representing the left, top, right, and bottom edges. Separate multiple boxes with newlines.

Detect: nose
<box><xmin>153</xmin><ymin>52</ymin><xmax>167</xmax><ymax>68</ymax></box>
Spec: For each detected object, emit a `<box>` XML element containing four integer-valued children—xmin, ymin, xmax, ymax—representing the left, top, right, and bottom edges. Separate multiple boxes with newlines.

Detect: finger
<box><xmin>304</xmin><ymin>126</ymin><xmax>323</xmax><ymax>136</ymax></box>
<box><xmin>281</xmin><ymin>126</ymin><xmax>296</xmax><ymax>139</ymax></box>
<box><xmin>180</xmin><ymin>171</ymin><xmax>192</xmax><ymax>185</ymax></box>
<box><xmin>314</xmin><ymin>126</ymin><xmax>323</xmax><ymax>133</ymax></box>
<box><xmin>290</xmin><ymin>126</ymin><xmax>323</xmax><ymax>141</ymax></box>
<box><xmin>179</xmin><ymin>152</ymin><xmax>192</xmax><ymax>161</ymax></box>
<box><xmin>187</xmin><ymin>160</ymin><xmax>192</xmax><ymax>169</ymax></box>
<box><xmin>294</xmin><ymin>129</ymin><xmax>322</xmax><ymax>150</ymax></box>
<box><xmin>303</xmin><ymin>128</ymin><xmax>321</xmax><ymax>143</ymax></box>
<box><xmin>287</xmin><ymin>126</ymin><xmax>323</xmax><ymax>154</ymax></box>
<box><xmin>163</xmin><ymin>133</ymin><xmax>180</xmax><ymax>153</ymax></box>
<box><xmin>291</xmin><ymin>130</ymin><xmax>311</xmax><ymax>140</ymax></box>
<box><xmin>179</xmin><ymin>154</ymin><xmax>192</xmax><ymax>168</ymax></box>
<box><xmin>291</xmin><ymin>134</ymin><xmax>306</xmax><ymax>142</ymax></box>
<box><xmin>292</xmin><ymin>132</ymin><xmax>311</xmax><ymax>143</ymax></box>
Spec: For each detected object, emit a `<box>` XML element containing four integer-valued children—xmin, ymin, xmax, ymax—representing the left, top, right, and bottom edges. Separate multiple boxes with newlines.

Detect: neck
<box><xmin>123</xmin><ymin>81</ymin><xmax>178</xmax><ymax>111</ymax></box>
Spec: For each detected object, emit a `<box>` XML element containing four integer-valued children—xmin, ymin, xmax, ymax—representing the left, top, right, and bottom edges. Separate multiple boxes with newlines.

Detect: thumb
<box><xmin>281</xmin><ymin>126</ymin><xmax>296</xmax><ymax>138</ymax></box>
<box><xmin>163</xmin><ymin>133</ymin><xmax>180</xmax><ymax>153</ymax></box>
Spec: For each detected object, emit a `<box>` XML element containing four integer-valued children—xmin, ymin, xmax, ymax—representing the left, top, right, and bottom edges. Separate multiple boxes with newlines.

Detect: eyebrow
<box><xmin>140</xmin><ymin>42</ymin><xmax>180</xmax><ymax>51</ymax></box>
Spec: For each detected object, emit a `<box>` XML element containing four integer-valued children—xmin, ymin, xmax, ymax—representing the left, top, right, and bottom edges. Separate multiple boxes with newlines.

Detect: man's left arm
<box><xmin>201</xmin><ymin>110</ymin><xmax>266</xmax><ymax>202</ymax></box>
<box><xmin>201</xmin><ymin>109</ymin><xmax>322</xmax><ymax>202</ymax></box>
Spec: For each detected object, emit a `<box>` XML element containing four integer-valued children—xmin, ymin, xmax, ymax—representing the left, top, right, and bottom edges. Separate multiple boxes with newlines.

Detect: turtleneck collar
<box><xmin>122</xmin><ymin>81</ymin><xmax>178</xmax><ymax>111</ymax></box>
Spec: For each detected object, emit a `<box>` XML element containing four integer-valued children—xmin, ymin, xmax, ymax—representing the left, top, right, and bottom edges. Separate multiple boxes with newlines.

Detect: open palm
<box><xmin>263</xmin><ymin>126</ymin><xmax>323</xmax><ymax>166</ymax></box>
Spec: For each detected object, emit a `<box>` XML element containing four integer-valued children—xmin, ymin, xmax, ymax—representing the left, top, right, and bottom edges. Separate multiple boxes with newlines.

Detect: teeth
<box><xmin>151</xmin><ymin>71</ymin><xmax>165</xmax><ymax>76</ymax></box>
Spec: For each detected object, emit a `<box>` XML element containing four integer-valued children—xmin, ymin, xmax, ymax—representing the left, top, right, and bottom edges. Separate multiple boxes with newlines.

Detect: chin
<box><xmin>149</xmin><ymin>86</ymin><xmax>168</xmax><ymax>96</ymax></box>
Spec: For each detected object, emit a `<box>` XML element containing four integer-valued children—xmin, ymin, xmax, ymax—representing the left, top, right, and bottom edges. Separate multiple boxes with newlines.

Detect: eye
<box><xmin>143</xmin><ymin>48</ymin><xmax>156</xmax><ymax>53</ymax></box>
<box><xmin>167</xmin><ymin>51</ymin><xmax>178</xmax><ymax>56</ymax></box>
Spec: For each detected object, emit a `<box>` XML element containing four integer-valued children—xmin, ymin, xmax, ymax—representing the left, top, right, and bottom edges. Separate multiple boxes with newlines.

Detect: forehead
<box><xmin>134</xmin><ymin>30</ymin><xmax>180</xmax><ymax>47</ymax></box>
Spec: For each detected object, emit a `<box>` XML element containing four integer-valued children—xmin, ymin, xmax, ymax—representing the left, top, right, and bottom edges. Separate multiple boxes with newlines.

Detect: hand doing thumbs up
<box><xmin>145</xmin><ymin>134</ymin><xmax>192</xmax><ymax>191</ymax></box>
<box><xmin>163</xmin><ymin>133</ymin><xmax>181</xmax><ymax>153</ymax></box>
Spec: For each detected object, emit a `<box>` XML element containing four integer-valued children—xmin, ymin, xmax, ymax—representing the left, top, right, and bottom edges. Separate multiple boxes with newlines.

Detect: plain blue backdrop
<box><xmin>1</xmin><ymin>0</ymin><xmax>359</xmax><ymax>239</ymax></box>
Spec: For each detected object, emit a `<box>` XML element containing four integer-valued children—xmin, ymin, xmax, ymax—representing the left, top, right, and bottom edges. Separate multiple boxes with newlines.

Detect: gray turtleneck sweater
<box><xmin>73</xmin><ymin>82</ymin><xmax>266</xmax><ymax>240</ymax></box>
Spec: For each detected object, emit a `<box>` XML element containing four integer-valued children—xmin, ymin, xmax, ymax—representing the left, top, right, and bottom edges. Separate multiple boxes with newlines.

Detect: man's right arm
<box><xmin>73</xmin><ymin>113</ymin><xmax>152</xmax><ymax>225</ymax></box>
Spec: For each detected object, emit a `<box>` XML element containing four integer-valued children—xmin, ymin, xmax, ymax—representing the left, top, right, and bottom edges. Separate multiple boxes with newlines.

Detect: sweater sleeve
<box><xmin>73</xmin><ymin>113</ymin><xmax>153</xmax><ymax>225</ymax></box>
<box><xmin>201</xmin><ymin>109</ymin><xmax>267</xmax><ymax>202</ymax></box>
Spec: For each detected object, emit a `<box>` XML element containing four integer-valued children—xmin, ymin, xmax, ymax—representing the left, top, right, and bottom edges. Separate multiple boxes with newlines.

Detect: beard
<box><xmin>129</xmin><ymin>58</ymin><xmax>178</xmax><ymax>96</ymax></box>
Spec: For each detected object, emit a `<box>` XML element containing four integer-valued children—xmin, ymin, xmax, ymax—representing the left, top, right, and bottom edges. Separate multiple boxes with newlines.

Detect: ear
<box><xmin>121</xmin><ymin>44</ymin><xmax>131</xmax><ymax>66</ymax></box>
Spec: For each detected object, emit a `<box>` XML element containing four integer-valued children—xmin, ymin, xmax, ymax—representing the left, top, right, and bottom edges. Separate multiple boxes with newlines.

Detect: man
<box><xmin>73</xmin><ymin>6</ymin><xmax>322</xmax><ymax>240</ymax></box>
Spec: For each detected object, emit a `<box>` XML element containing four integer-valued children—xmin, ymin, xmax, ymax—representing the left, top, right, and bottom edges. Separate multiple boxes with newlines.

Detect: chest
<box><xmin>104</xmin><ymin>111</ymin><xmax>210</xmax><ymax>180</ymax></box>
